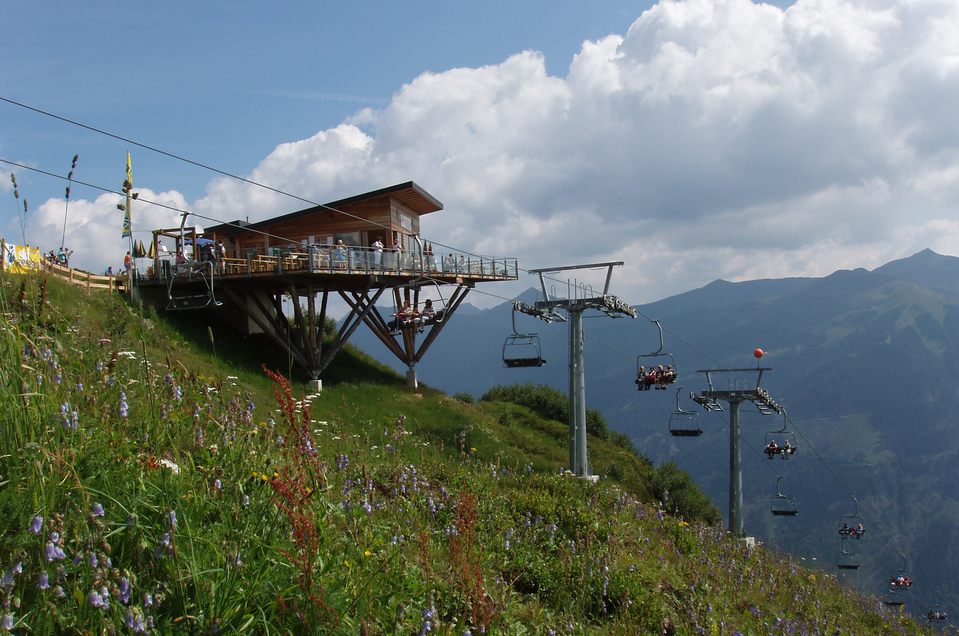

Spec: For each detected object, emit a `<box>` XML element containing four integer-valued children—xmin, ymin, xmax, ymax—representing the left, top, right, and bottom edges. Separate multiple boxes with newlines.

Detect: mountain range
<box><xmin>346</xmin><ymin>248</ymin><xmax>959</xmax><ymax>616</ymax></box>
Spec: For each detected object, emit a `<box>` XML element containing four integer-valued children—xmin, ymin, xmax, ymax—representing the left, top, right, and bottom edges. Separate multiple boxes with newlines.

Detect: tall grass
<box><xmin>0</xmin><ymin>273</ymin><xmax>924</xmax><ymax>635</ymax></box>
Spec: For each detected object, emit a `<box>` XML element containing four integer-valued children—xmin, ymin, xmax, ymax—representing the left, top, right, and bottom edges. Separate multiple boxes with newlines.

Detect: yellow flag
<box><xmin>121</xmin><ymin>152</ymin><xmax>132</xmax><ymax>239</ymax></box>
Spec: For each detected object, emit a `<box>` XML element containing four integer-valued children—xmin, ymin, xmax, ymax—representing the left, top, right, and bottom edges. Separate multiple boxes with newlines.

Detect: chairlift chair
<box><xmin>926</xmin><ymin>592</ymin><xmax>947</xmax><ymax>622</ymax></box>
<box><xmin>836</xmin><ymin>538</ymin><xmax>860</xmax><ymax>570</ymax></box>
<box><xmin>407</xmin><ymin>278</ymin><xmax>448</xmax><ymax>326</ymax></box>
<box><xmin>502</xmin><ymin>303</ymin><xmax>545</xmax><ymax>368</ymax></box>
<box><xmin>886</xmin><ymin>553</ymin><xmax>912</xmax><ymax>595</ymax></box>
<box><xmin>883</xmin><ymin>591</ymin><xmax>906</xmax><ymax>607</ymax></box>
<box><xmin>667</xmin><ymin>387</ymin><xmax>702</xmax><ymax>437</ymax></box>
<box><xmin>770</xmin><ymin>476</ymin><xmax>798</xmax><ymax>516</ymax></box>
<box><xmin>764</xmin><ymin>411</ymin><xmax>798</xmax><ymax>460</ymax></box>
<box><xmin>838</xmin><ymin>496</ymin><xmax>865</xmax><ymax>540</ymax></box>
<box><xmin>883</xmin><ymin>554</ymin><xmax>912</xmax><ymax>607</ymax></box>
<box><xmin>166</xmin><ymin>260</ymin><xmax>223</xmax><ymax>311</ymax></box>
<box><xmin>636</xmin><ymin>320</ymin><xmax>678</xmax><ymax>391</ymax></box>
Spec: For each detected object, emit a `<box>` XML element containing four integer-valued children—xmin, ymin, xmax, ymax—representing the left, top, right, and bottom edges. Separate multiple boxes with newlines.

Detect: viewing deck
<box><xmin>139</xmin><ymin>244</ymin><xmax>518</xmax><ymax>289</ymax></box>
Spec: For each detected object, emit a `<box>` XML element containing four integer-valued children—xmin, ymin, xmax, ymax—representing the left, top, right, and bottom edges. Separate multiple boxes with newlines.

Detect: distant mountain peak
<box><xmin>873</xmin><ymin>248</ymin><xmax>959</xmax><ymax>297</ymax></box>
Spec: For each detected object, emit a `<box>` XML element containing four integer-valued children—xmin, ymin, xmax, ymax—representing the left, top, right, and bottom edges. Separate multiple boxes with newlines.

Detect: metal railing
<box><xmin>147</xmin><ymin>244</ymin><xmax>518</xmax><ymax>282</ymax></box>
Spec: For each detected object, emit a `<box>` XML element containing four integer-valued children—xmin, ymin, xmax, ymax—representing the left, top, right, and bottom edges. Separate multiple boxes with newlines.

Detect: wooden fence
<box><xmin>38</xmin><ymin>260</ymin><xmax>125</xmax><ymax>294</ymax></box>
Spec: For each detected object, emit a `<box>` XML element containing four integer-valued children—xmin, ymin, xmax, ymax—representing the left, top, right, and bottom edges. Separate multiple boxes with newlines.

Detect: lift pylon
<box><xmin>522</xmin><ymin>262</ymin><xmax>637</xmax><ymax>478</ymax></box>
<box><xmin>696</xmin><ymin>367</ymin><xmax>782</xmax><ymax>537</ymax></box>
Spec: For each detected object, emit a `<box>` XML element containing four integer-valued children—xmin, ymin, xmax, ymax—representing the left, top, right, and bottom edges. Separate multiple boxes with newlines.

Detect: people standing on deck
<box><xmin>372</xmin><ymin>236</ymin><xmax>384</xmax><ymax>269</ymax></box>
<box><xmin>333</xmin><ymin>240</ymin><xmax>347</xmax><ymax>268</ymax></box>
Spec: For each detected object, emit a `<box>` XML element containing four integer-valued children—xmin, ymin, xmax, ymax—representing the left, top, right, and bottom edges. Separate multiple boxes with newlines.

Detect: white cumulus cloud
<box><xmin>26</xmin><ymin>0</ymin><xmax>959</xmax><ymax>306</ymax></box>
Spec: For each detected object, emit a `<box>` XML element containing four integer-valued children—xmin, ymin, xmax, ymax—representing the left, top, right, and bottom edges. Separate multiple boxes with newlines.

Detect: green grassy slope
<box><xmin>0</xmin><ymin>274</ymin><xmax>925</xmax><ymax>635</ymax></box>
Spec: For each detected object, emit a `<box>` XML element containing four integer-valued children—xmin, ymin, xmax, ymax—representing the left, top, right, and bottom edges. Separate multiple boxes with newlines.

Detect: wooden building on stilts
<box><xmin>135</xmin><ymin>182</ymin><xmax>518</xmax><ymax>388</ymax></box>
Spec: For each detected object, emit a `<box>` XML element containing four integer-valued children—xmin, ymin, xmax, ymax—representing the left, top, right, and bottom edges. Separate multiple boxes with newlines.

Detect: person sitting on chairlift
<box><xmin>388</xmin><ymin>301</ymin><xmax>416</xmax><ymax>333</ymax></box>
<box><xmin>765</xmin><ymin>440</ymin><xmax>779</xmax><ymax>459</ymax></box>
<box><xmin>662</xmin><ymin>364</ymin><xmax>677</xmax><ymax>387</ymax></box>
<box><xmin>890</xmin><ymin>575</ymin><xmax>912</xmax><ymax>589</ymax></box>
<box><xmin>415</xmin><ymin>299</ymin><xmax>436</xmax><ymax>333</ymax></box>
<box><xmin>636</xmin><ymin>367</ymin><xmax>648</xmax><ymax>391</ymax></box>
<box><xmin>781</xmin><ymin>439</ymin><xmax>795</xmax><ymax>458</ymax></box>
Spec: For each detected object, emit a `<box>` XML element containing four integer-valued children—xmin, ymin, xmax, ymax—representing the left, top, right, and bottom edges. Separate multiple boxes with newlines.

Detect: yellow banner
<box><xmin>3</xmin><ymin>242</ymin><xmax>42</xmax><ymax>274</ymax></box>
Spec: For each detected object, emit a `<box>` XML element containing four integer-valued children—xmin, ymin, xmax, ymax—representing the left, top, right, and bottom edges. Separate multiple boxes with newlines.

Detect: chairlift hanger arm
<box><xmin>514</xmin><ymin>301</ymin><xmax>565</xmax><ymax>324</ymax></box>
<box><xmin>529</xmin><ymin>261</ymin><xmax>625</xmax><ymax>297</ymax></box>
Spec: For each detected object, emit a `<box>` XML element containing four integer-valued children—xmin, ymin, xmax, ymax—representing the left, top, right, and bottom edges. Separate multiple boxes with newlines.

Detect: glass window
<box><xmin>334</xmin><ymin>232</ymin><xmax>360</xmax><ymax>247</ymax></box>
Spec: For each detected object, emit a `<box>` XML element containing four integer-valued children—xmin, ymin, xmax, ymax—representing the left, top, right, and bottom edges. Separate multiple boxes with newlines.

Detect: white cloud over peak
<box><xmin>35</xmin><ymin>0</ymin><xmax>959</xmax><ymax>306</ymax></box>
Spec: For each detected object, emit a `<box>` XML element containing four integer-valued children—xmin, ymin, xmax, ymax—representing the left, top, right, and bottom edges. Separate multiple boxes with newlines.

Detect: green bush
<box><xmin>649</xmin><ymin>460</ymin><xmax>723</xmax><ymax>526</ymax></box>
<box><xmin>480</xmin><ymin>382</ymin><xmax>611</xmax><ymax>439</ymax></box>
<box><xmin>452</xmin><ymin>390</ymin><xmax>475</xmax><ymax>405</ymax></box>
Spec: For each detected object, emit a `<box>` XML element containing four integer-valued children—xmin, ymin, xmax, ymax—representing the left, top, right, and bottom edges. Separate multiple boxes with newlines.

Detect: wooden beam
<box><xmin>222</xmin><ymin>288</ymin><xmax>310</xmax><ymax>370</ymax></box>
<box><xmin>318</xmin><ymin>287</ymin><xmax>385</xmax><ymax>372</ymax></box>
<box><xmin>288</xmin><ymin>283</ymin><xmax>317</xmax><ymax>374</ymax></box>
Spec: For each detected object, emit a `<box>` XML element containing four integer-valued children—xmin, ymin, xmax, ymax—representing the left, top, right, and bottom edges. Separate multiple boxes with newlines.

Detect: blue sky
<box><xmin>4</xmin><ymin>0</ymin><xmax>958</xmax><ymax>310</ymax></box>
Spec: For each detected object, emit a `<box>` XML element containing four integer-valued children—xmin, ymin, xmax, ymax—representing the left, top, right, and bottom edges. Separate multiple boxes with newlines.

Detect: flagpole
<box><xmin>124</xmin><ymin>151</ymin><xmax>139</xmax><ymax>305</ymax></box>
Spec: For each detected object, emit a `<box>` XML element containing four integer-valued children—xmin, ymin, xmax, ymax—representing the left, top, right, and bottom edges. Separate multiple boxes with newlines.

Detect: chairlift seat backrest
<box><xmin>503</xmin><ymin>334</ymin><xmax>545</xmax><ymax>368</ymax></box>
<box><xmin>668</xmin><ymin>410</ymin><xmax>702</xmax><ymax>437</ymax></box>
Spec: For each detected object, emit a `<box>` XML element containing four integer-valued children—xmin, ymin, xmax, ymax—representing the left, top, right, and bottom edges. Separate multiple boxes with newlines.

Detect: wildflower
<box><xmin>1</xmin><ymin>615</ymin><xmax>12</xmax><ymax>630</ymax></box>
<box><xmin>214</xmin><ymin>479</ymin><xmax>222</xmax><ymax>490</ymax></box>
<box><xmin>143</xmin><ymin>593</ymin><xmax>154</xmax><ymax>607</ymax></box>
<box><xmin>89</xmin><ymin>589</ymin><xmax>109</xmax><ymax>609</ymax></box>
<box><xmin>166</xmin><ymin>510</ymin><xmax>177</xmax><ymax>528</ymax></box>
<box><xmin>91</xmin><ymin>503</ymin><xmax>105</xmax><ymax>517</ymax></box>
<box><xmin>242</xmin><ymin>495</ymin><xmax>250</xmax><ymax>506</ymax></box>
<box><xmin>118</xmin><ymin>577</ymin><xmax>131</xmax><ymax>604</ymax></box>
<box><xmin>76</xmin><ymin>382</ymin><xmax>83</xmax><ymax>391</ymax></box>
<box><xmin>126</xmin><ymin>610</ymin><xmax>147</xmax><ymax>633</ymax></box>
<box><xmin>45</xmin><ymin>542</ymin><xmax>66</xmax><ymax>562</ymax></box>
<box><xmin>1</xmin><ymin>562</ymin><xmax>21</xmax><ymax>586</ymax></box>
<box><xmin>28</xmin><ymin>515</ymin><xmax>43</xmax><ymax>534</ymax></box>
<box><xmin>37</xmin><ymin>572</ymin><xmax>50</xmax><ymax>590</ymax></box>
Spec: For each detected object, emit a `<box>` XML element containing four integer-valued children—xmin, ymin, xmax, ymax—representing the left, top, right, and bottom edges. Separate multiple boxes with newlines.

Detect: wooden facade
<box><xmin>207</xmin><ymin>181</ymin><xmax>440</xmax><ymax>259</ymax></box>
